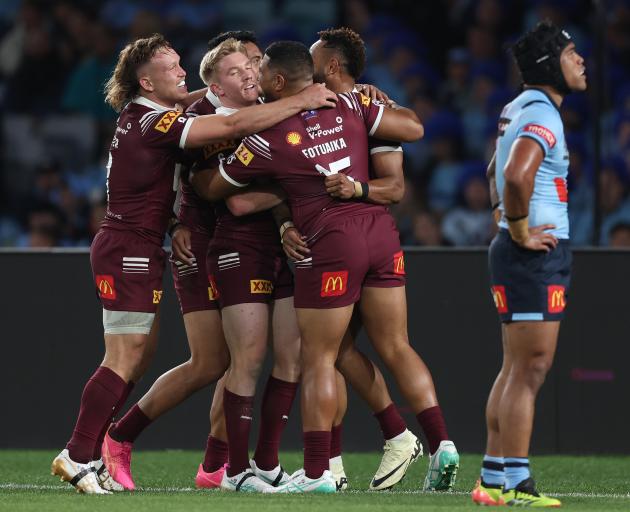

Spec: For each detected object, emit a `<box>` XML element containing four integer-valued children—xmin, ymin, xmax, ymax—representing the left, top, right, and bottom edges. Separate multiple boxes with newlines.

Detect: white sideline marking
<box><xmin>1</xmin><ymin>483</ymin><xmax>630</xmax><ymax>499</ymax></box>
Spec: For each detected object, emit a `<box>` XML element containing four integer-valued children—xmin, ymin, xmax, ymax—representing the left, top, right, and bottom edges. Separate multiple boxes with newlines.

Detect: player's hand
<box><xmin>355</xmin><ymin>83</ymin><xmax>391</xmax><ymax>104</ymax></box>
<box><xmin>516</xmin><ymin>224</ymin><xmax>558</xmax><ymax>252</ymax></box>
<box><xmin>297</xmin><ymin>83</ymin><xmax>337</xmax><ymax>110</ymax></box>
<box><xmin>282</xmin><ymin>227</ymin><xmax>310</xmax><ymax>261</ymax></box>
<box><xmin>171</xmin><ymin>225</ymin><xmax>195</xmax><ymax>265</ymax></box>
<box><xmin>325</xmin><ymin>173</ymin><xmax>355</xmax><ymax>199</ymax></box>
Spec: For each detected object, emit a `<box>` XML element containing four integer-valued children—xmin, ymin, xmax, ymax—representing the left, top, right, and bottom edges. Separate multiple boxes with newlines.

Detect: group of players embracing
<box><xmin>52</xmin><ymin>17</ymin><xmax>585</xmax><ymax>507</ymax></box>
<box><xmin>50</xmin><ymin>26</ymin><xmax>459</xmax><ymax>495</ymax></box>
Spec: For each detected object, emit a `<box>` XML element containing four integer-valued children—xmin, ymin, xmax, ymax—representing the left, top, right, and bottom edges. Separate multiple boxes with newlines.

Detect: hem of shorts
<box><xmin>219</xmin><ymin>296</ymin><xmax>274</xmax><ymax>309</ymax></box>
<box><xmin>104</xmin><ymin>326</ymin><xmax>152</xmax><ymax>335</ymax></box>
<box><xmin>273</xmin><ymin>291</ymin><xmax>295</xmax><ymax>301</ymax></box>
<box><xmin>101</xmin><ymin>305</ymin><xmax>157</xmax><ymax>313</ymax></box>
<box><xmin>361</xmin><ymin>281</ymin><xmax>406</xmax><ymax>289</ymax></box>
<box><xmin>181</xmin><ymin>304</ymin><xmax>220</xmax><ymax>315</ymax></box>
<box><xmin>500</xmin><ymin>315</ymin><xmax>564</xmax><ymax>324</ymax></box>
<box><xmin>293</xmin><ymin>298</ymin><xmax>359</xmax><ymax>309</ymax></box>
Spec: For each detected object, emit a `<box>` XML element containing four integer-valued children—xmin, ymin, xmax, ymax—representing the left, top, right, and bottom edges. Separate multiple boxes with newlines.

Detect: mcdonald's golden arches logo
<box><xmin>547</xmin><ymin>285</ymin><xmax>566</xmax><ymax>313</ymax></box>
<box><xmin>207</xmin><ymin>275</ymin><xmax>220</xmax><ymax>301</ymax></box>
<box><xmin>393</xmin><ymin>251</ymin><xmax>405</xmax><ymax>275</ymax></box>
<box><xmin>95</xmin><ymin>274</ymin><xmax>116</xmax><ymax>300</ymax></box>
<box><xmin>320</xmin><ymin>270</ymin><xmax>349</xmax><ymax>297</ymax></box>
<box><xmin>491</xmin><ymin>285</ymin><xmax>508</xmax><ymax>314</ymax></box>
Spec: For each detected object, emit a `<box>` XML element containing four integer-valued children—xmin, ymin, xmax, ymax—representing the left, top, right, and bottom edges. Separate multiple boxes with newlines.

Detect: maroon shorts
<box><xmin>207</xmin><ymin>238</ymin><xmax>294</xmax><ymax>309</ymax></box>
<box><xmin>91</xmin><ymin>229</ymin><xmax>166</xmax><ymax>313</ymax></box>
<box><xmin>293</xmin><ymin>211</ymin><xmax>405</xmax><ymax>309</ymax></box>
<box><xmin>170</xmin><ymin>229</ymin><xmax>219</xmax><ymax>314</ymax></box>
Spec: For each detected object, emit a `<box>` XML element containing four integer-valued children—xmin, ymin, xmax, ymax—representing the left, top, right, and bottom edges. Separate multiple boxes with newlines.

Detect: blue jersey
<box><xmin>495</xmin><ymin>88</ymin><xmax>569</xmax><ymax>239</ymax></box>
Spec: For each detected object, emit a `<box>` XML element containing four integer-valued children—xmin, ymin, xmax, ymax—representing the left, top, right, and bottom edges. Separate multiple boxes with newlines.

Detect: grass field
<box><xmin>1</xmin><ymin>451</ymin><xmax>629</xmax><ymax>511</ymax></box>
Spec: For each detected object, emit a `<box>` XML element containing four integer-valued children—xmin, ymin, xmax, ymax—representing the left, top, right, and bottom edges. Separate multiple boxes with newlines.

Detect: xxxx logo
<box><xmin>250</xmin><ymin>279</ymin><xmax>273</xmax><ymax>294</ymax></box>
<box><xmin>155</xmin><ymin>111</ymin><xmax>180</xmax><ymax>133</ymax></box>
<box><xmin>152</xmin><ymin>290</ymin><xmax>163</xmax><ymax>304</ymax></box>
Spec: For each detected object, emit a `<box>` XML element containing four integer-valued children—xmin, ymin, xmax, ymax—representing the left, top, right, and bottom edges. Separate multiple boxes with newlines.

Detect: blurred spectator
<box><xmin>441</xmin><ymin>164</ymin><xmax>495</xmax><ymax>246</ymax></box>
<box><xmin>411</xmin><ymin>211</ymin><xmax>445</xmax><ymax>246</ymax></box>
<box><xmin>598</xmin><ymin>159</ymin><xmax>630</xmax><ymax>245</ymax></box>
<box><xmin>608</xmin><ymin>222</ymin><xmax>630</xmax><ymax>248</ymax></box>
<box><xmin>0</xmin><ymin>1</ymin><xmax>620</xmax><ymax>247</ymax></box>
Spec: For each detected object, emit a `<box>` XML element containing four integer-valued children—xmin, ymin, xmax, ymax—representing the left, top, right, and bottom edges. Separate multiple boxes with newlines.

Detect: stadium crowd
<box><xmin>0</xmin><ymin>0</ymin><xmax>629</xmax><ymax>248</ymax></box>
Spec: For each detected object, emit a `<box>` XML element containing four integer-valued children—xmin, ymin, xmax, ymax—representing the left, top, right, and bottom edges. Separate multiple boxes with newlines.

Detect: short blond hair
<box><xmin>199</xmin><ymin>38</ymin><xmax>248</xmax><ymax>85</ymax></box>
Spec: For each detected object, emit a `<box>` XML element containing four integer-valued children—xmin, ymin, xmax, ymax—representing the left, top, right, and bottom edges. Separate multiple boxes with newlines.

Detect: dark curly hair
<box><xmin>318</xmin><ymin>27</ymin><xmax>366</xmax><ymax>80</ymax></box>
<box><xmin>208</xmin><ymin>30</ymin><xmax>258</xmax><ymax>50</ymax></box>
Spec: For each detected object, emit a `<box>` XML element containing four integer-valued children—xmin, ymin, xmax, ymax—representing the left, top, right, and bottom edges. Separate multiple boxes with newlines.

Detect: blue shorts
<box><xmin>488</xmin><ymin>229</ymin><xmax>572</xmax><ymax>323</ymax></box>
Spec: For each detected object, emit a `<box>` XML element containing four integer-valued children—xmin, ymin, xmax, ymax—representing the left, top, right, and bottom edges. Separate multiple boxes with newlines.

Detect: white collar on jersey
<box><xmin>205</xmin><ymin>88</ymin><xmax>223</xmax><ymax>109</ymax></box>
<box><xmin>216</xmin><ymin>105</ymin><xmax>239</xmax><ymax>116</ymax></box>
<box><xmin>132</xmin><ymin>96</ymin><xmax>174</xmax><ymax>112</ymax></box>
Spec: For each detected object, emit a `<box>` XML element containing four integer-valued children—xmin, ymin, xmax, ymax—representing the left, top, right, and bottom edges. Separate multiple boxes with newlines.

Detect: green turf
<box><xmin>1</xmin><ymin>451</ymin><xmax>629</xmax><ymax>511</ymax></box>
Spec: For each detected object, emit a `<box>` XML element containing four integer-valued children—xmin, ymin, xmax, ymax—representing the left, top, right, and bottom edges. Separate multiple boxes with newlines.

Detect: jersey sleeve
<box><xmin>515</xmin><ymin>105</ymin><xmax>562</xmax><ymax>158</ymax></box>
<box><xmin>369</xmin><ymin>137</ymin><xmax>403</xmax><ymax>155</ymax></box>
<box><xmin>143</xmin><ymin>110</ymin><xmax>194</xmax><ymax>149</ymax></box>
<box><xmin>338</xmin><ymin>92</ymin><xmax>385</xmax><ymax>137</ymax></box>
<box><xmin>219</xmin><ymin>135</ymin><xmax>274</xmax><ymax>188</ymax></box>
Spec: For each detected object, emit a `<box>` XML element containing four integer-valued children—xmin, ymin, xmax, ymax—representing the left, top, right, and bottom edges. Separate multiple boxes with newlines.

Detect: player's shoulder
<box><xmin>128</xmin><ymin>97</ymin><xmax>186</xmax><ymax>138</ymax></box>
<box><xmin>337</xmin><ymin>91</ymin><xmax>375</xmax><ymax>112</ymax></box>
<box><xmin>186</xmin><ymin>95</ymin><xmax>216</xmax><ymax>117</ymax></box>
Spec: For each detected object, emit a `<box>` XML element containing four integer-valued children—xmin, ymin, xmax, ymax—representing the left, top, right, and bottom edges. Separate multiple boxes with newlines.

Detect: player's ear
<box><xmin>138</xmin><ymin>76</ymin><xmax>154</xmax><ymax>93</ymax></box>
<box><xmin>328</xmin><ymin>57</ymin><xmax>340</xmax><ymax>76</ymax></box>
<box><xmin>274</xmin><ymin>73</ymin><xmax>285</xmax><ymax>92</ymax></box>
<box><xmin>209</xmin><ymin>82</ymin><xmax>222</xmax><ymax>97</ymax></box>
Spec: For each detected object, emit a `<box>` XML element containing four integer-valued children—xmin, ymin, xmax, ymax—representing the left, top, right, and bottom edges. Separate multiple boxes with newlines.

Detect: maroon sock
<box><xmin>304</xmin><ymin>431</ymin><xmax>331</xmax><ymax>479</ymax></box>
<box><xmin>416</xmin><ymin>405</ymin><xmax>449</xmax><ymax>454</ymax></box>
<box><xmin>224</xmin><ymin>389</ymin><xmax>254</xmax><ymax>476</ymax></box>
<box><xmin>253</xmin><ymin>376</ymin><xmax>298</xmax><ymax>470</ymax></box>
<box><xmin>330</xmin><ymin>424</ymin><xmax>342</xmax><ymax>458</ymax></box>
<box><xmin>203</xmin><ymin>435</ymin><xmax>229</xmax><ymax>473</ymax></box>
<box><xmin>109</xmin><ymin>404</ymin><xmax>151</xmax><ymax>443</ymax></box>
<box><xmin>374</xmin><ymin>403</ymin><xmax>407</xmax><ymax>440</ymax></box>
<box><xmin>93</xmin><ymin>381</ymin><xmax>135</xmax><ymax>459</ymax></box>
<box><xmin>66</xmin><ymin>366</ymin><xmax>127</xmax><ymax>463</ymax></box>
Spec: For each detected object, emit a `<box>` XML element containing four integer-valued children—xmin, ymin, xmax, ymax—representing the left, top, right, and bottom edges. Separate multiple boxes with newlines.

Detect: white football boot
<box><xmin>370</xmin><ymin>429</ymin><xmax>423</xmax><ymax>490</ymax></box>
<box><xmin>51</xmin><ymin>449</ymin><xmax>110</xmax><ymax>494</ymax></box>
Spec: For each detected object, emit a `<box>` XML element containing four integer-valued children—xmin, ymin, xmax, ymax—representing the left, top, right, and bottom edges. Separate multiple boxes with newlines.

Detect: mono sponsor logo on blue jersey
<box><xmin>495</xmin><ymin>88</ymin><xmax>570</xmax><ymax>239</ymax></box>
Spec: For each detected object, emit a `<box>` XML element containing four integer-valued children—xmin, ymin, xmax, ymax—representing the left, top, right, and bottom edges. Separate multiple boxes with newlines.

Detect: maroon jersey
<box><xmin>220</xmin><ymin>91</ymin><xmax>386</xmax><ymax>238</ymax></box>
<box><xmin>178</xmin><ymin>92</ymin><xmax>226</xmax><ymax>236</ymax></box>
<box><xmin>184</xmin><ymin>93</ymin><xmax>277</xmax><ymax>243</ymax></box>
<box><xmin>102</xmin><ymin>96</ymin><xmax>193</xmax><ymax>245</ymax></box>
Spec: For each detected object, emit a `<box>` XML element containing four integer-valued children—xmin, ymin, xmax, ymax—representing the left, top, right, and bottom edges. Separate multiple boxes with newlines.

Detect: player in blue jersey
<box><xmin>471</xmin><ymin>20</ymin><xmax>586</xmax><ymax>507</ymax></box>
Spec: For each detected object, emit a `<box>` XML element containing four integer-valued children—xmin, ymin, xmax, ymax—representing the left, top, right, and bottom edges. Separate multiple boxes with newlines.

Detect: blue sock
<box><xmin>480</xmin><ymin>455</ymin><xmax>505</xmax><ymax>486</ymax></box>
<box><xmin>504</xmin><ymin>457</ymin><xmax>530</xmax><ymax>490</ymax></box>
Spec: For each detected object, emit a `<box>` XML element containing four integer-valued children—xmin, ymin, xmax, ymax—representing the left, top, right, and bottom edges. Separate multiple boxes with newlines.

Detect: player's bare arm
<box><xmin>185</xmin><ymin>83</ymin><xmax>336</xmax><ymax>147</ymax></box>
<box><xmin>271</xmin><ymin>202</ymin><xmax>309</xmax><ymax>261</ymax></box>
<box><xmin>503</xmin><ymin>137</ymin><xmax>558</xmax><ymax>251</ymax></box>
<box><xmin>487</xmin><ymin>152</ymin><xmax>501</xmax><ymax>224</ymax></box>
<box><xmin>225</xmin><ymin>183</ymin><xmax>287</xmax><ymax>216</ymax></box>
<box><xmin>324</xmin><ymin>150</ymin><xmax>404</xmax><ymax>204</ymax></box>
<box><xmin>190</xmin><ymin>166</ymin><xmax>238</xmax><ymax>201</ymax></box>
<box><xmin>372</xmin><ymin>106</ymin><xmax>423</xmax><ymax>142</ymax></box>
